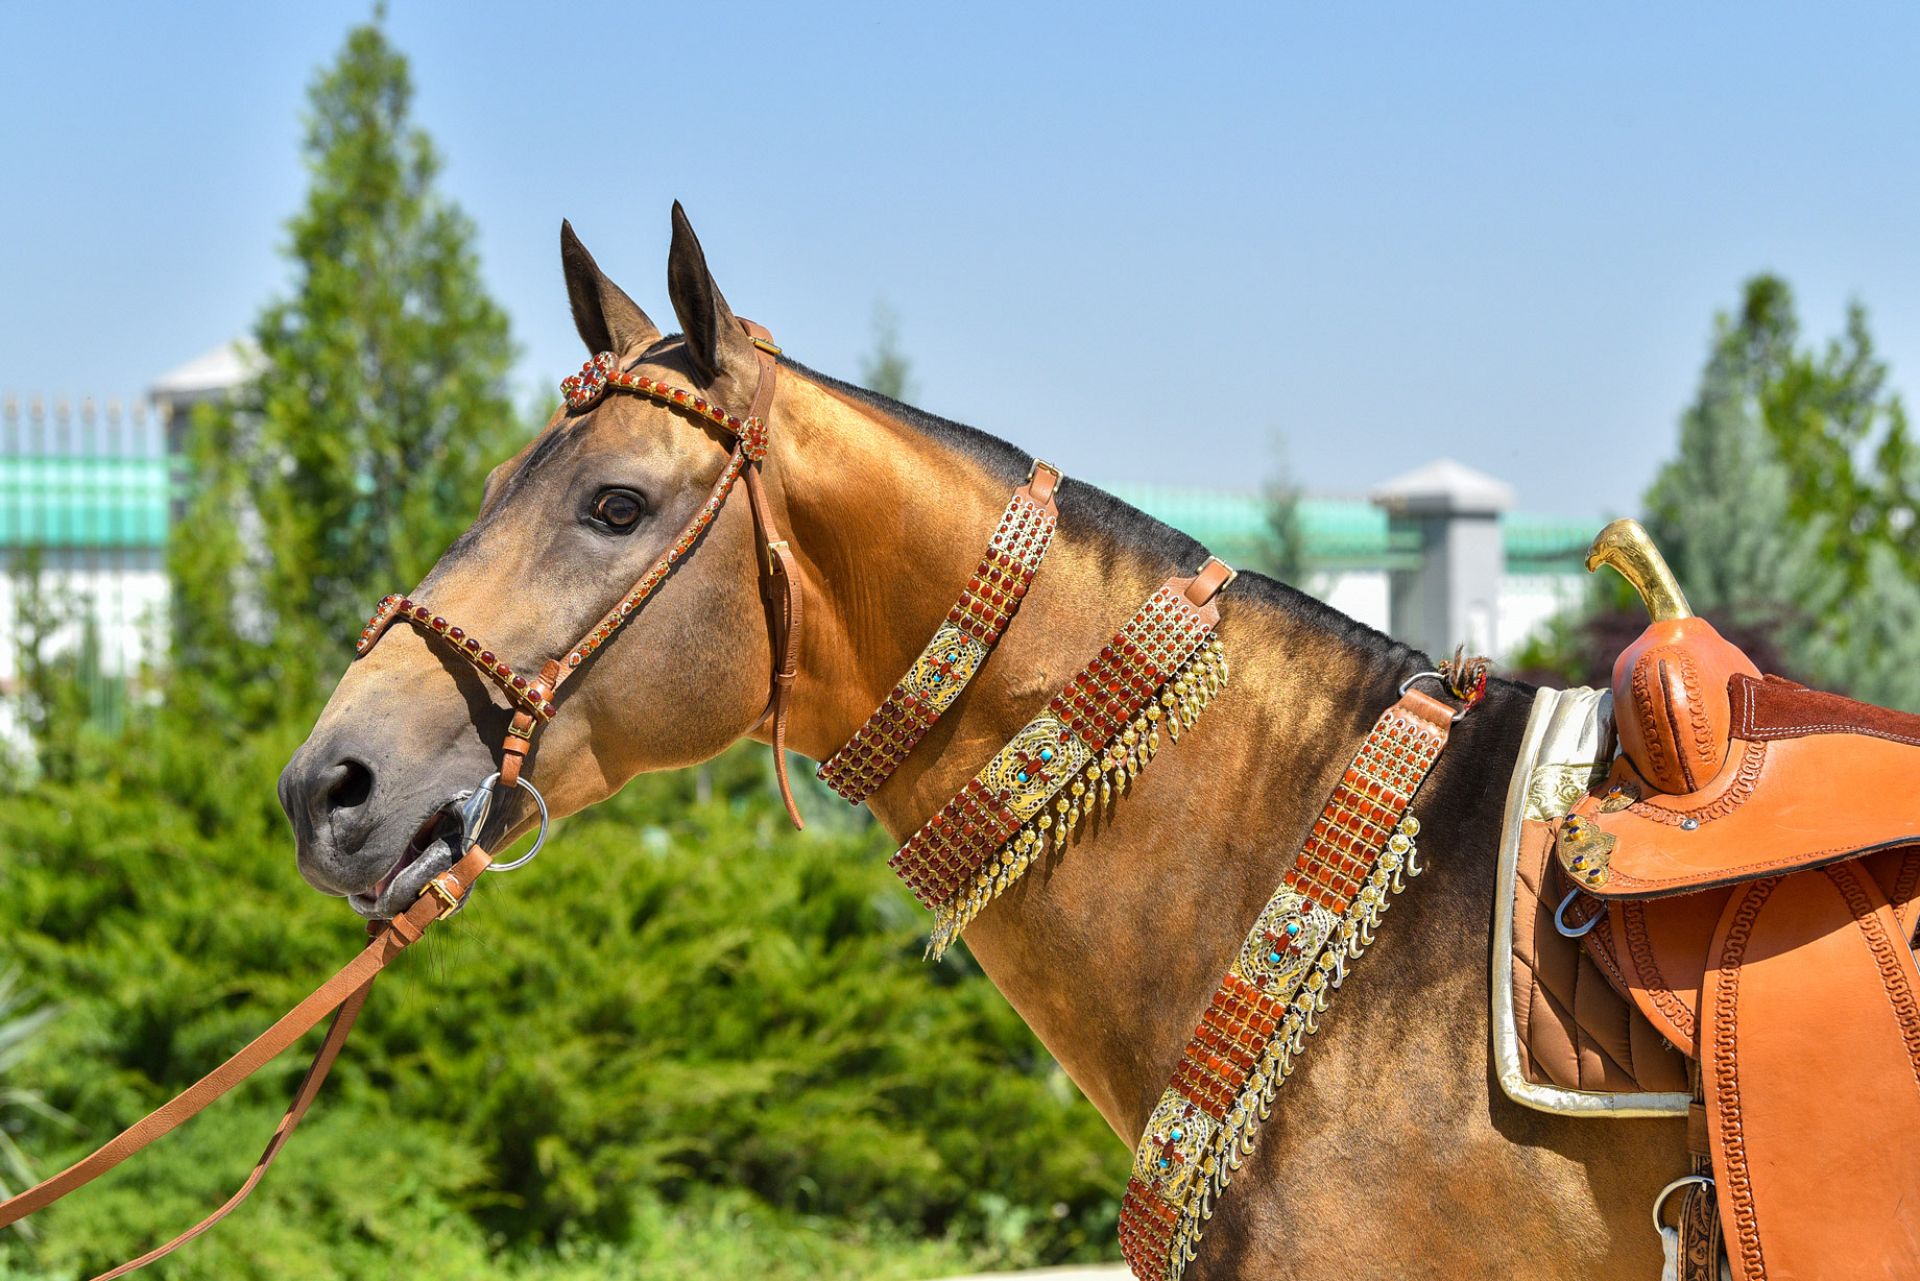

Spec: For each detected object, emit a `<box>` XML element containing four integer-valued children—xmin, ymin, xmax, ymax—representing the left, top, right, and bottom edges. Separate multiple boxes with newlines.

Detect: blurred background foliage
<box><xmin>1510</xmin><ymin>272</ymin><xmax>1920</xmax><ymax>710</ymax></box>
<box><xmin>1</xmin><ymin>17</ymin><xmax>1122</xmax><ymax>1281</ymax></box>
<box><xmin>0</xmin><ymin>730</ymin><xmax>1122</xmax><ymax>1279</ymax></box>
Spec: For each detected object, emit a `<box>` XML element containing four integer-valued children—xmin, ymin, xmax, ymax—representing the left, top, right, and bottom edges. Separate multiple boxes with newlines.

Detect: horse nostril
<box><xmin>326</xmin><ymin>759</ymin><xmax>375</xmax><ymax>813</ymax></box>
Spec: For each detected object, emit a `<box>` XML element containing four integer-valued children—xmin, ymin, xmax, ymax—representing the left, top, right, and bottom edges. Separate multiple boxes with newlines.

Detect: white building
<box><xmin>1107</xmin><ymin>461</ymin><xmax>1593</xmax><ymax>660</ymax></box>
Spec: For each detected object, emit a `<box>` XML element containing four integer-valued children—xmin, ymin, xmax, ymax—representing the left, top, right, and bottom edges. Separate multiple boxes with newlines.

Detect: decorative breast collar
<box><xmin>890</xmin><ymin>557</ymin><xmax>1236</xmax><ymax>959</ymax></box>
<box><xmin>1118</xmin><ymin>662</ymin><xmax>1485</xmax><ymax>1281</ymax></box>
<box><xmin>817</xmin><ymin>461</ymin><xmax>1063</xmax><ymax>804</ymax></box>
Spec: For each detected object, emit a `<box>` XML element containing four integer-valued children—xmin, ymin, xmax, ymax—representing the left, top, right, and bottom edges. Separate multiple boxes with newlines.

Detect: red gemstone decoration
<box><xmin>818</xmin><ymin>479</ymin><xmax>1061</xmax><ymax>805</ymax></box>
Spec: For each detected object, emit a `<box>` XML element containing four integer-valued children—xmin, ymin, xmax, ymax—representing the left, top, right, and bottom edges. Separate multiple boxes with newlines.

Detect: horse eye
<box><xmin>588</xmin><ymin>488</ymin><xmax>646</xmax><ymax>532</ymax></box>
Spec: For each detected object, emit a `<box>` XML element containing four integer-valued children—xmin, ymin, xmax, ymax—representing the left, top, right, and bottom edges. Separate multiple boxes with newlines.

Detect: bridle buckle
<box><xmin>426</xmin><ymin>872</ymin><xmax>464</xmax><ymax>913</ymax></box>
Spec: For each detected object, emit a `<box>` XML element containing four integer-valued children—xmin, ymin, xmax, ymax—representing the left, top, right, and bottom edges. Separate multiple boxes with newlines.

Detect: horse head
<box><xmin>280</xmin><ymin>205</ymin><xmax>824</xmax><ymax>916</ymax></box>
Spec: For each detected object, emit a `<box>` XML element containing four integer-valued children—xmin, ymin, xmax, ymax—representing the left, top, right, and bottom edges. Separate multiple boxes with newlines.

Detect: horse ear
<box><xmin>666</xmin><ymin>201</ymin><xmax>757</xmax><ymax>388</ymax></box>
<box><xmin>560</xmin><ymin>220</ymin><xmax>660</xmax><ymax>356</ymax></box>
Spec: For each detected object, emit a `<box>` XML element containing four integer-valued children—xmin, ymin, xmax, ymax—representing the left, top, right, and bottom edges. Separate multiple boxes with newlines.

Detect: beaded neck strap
<box><xmin>816</xmin><ymin>461</ymin><xmax>1063</xmax><ymax>804</ymax></box>
<box><xmin>891</xmin><ymin>557</ymin><xmax>1236</xmax><ymax>959</ymax></box>
<box><xmin>1117</xmin><ymin>677</ymin><xmax>1477</xmax><ymax>1281</ymax></box>
<box><xmin>355</xmin><ymin>322</ymin><xmax>808</xmax><ymax>827</ymax></box>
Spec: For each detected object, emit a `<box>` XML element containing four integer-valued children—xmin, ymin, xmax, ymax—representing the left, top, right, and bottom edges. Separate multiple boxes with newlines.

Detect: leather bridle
<box><xmin>0</xmin><ymin>318</ymin><xmax>806</xmax><ymax>1275</ymax></box>
<box><xmin>354</xmin><ymin>315</ymin><xmax>805</xmax><ymax>829</ymax></box>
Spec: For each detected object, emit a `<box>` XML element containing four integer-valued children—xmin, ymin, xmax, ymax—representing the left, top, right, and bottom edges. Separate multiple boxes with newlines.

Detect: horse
<box><xmin>279</xmin><ymin>205</ymin><xmax>1678</xmax><ymax>1279</ymax></box>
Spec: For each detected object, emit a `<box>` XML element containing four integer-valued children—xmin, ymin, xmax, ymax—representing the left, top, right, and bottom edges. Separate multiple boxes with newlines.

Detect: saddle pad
<box><xmin>1563</xmin><ymin>675</ymin><xmax>1920</xmax><ymax>899</ymax></box>
<box><xmin>1703</xmin><ymin>863</ymin><xmax>1920</xmax><ymax>1281</ymax></box>
<box><xmin>1493</xmin><ymin>686</ymin><xmax>1691</xmax><ymax>1116</ymax></box>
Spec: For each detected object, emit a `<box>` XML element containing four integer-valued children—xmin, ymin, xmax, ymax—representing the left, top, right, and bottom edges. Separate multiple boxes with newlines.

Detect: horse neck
<box><xmin>765</xmin><ymin>373</ymin><xmax>1520</xmax><ymax>1140</ymax></box>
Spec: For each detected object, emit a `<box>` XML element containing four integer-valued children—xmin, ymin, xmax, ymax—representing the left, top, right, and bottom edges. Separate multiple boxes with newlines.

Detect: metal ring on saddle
<box><xmin>1553</xmin><ymin>887</ymin><xmax>1600</xmax><ymax>938</ymax></box>
<box><xmin>458</xmin><ymin>771</ymin><xmax>550</xmax><ymax>872</ymax></box>
<box><xmin>1397</xmin><ymin>670</ymin><xmax>1469</xmax><ymax>721</ymax></box>
<box><xmin>1651</xmin><ymin>1174</ymin><xmax>1714</xmax><ymax>1236</ymax></box>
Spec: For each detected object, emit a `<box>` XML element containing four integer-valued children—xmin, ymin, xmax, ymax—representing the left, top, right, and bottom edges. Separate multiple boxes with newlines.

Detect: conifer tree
<box><xmin>1643</xmin><ymin>276</ymin><xmax>1812</xmax><ymax>620</ymax></box>
<box><xmin>1643</xmin><ymin>276</ymin><xmax>1920</xmax><ymax>709</ymax></box>
<box><xmin>860</xmin><ymin>302</ymin><xmax>916</xmax><ymax>402</ymax></box>
<box><xmin>172</xmin><ymin>18</ymin><xmax>516</xmax><ymax>711</ymax></box>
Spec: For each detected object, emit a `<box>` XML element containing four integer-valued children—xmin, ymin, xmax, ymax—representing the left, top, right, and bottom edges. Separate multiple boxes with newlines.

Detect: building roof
<box><xmin>1370</xmin><ymin>457</ymin><xmax>1516</xmax><ymax>516</ymax></box>
<box><xmin>150</xmin><ymin>340</ymin><xmax>258</xmax><ymax>404</ymax></box>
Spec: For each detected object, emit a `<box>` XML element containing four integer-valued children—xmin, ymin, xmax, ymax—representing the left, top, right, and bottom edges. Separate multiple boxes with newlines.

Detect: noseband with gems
<box><xmin>353</xmin><ymin>317</ymin><xmax>806</xmax><ymax>834</ymax></box>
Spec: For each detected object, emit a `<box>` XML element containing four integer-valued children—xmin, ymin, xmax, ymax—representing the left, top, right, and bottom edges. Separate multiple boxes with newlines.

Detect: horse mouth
<box><xmin>348</xmin><ymin>805</ymin><xmax>463</xmax><ymax>920</ymax></box>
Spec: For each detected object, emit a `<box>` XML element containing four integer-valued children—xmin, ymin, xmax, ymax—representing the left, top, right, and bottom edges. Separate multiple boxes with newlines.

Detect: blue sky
<box><xmin>4</xmin><ymin>2</ymin><xmax>1917</xmax><ymax>518</ymax></box>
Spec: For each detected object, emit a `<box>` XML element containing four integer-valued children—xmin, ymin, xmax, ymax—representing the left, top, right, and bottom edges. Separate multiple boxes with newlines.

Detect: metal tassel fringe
<box><xmin>1161</xmin><ymin>813</ymin><xmax>1423</xmax><ymax>1275</ymax></box>
<box><xmin>927</xmin><ymin>638</ymin><xmax>1229</xmax><ymax>959</ymax></box>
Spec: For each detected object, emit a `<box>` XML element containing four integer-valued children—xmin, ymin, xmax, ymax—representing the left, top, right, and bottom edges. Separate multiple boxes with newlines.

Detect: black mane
<box><xmin>784</xmin><ymin>359</ymin><xmax>1412</xmax><ymax>664</ymax></box>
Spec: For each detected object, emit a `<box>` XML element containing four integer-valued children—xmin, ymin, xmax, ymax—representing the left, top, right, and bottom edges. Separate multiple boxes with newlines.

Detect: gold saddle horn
<box><xmin>1580</xmin><ymin>517</ymin><xmax>1754</xmax><ymax>797</ymax></box>
<box><xmin>1585</xmin><ymin>518</ymin><xmax>1692</xmax><ymax>622</ymax></box>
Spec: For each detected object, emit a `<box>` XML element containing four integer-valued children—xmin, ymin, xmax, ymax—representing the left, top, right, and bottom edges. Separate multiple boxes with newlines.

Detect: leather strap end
<box><xmin>1183</xmin><ymin>556</ymin><xmax>1236</xmax><ymax>608</ymax></box>
<box><xmin>1023</xmin><ymin>459</ymin><xmax>1063</xmax><ymax>509</ymax></box>
<box><xmin>772</xmin><ymin>737</ymin><xmax>805</xmax><ymax>831</ymax></box>
<box><xmin>1397</xmin><ymin>688</ymin><xmax>1459</xmax><ymax>739</ymax></box>
<box><xmin>499</xmin><ymin>717</ymin><xmax>533</xmax><ymax>789</ymax></box>
<box><xmin>738</xmin><ymin>317</ymin><xmax>780</xmax><ymax>426</ymax></box>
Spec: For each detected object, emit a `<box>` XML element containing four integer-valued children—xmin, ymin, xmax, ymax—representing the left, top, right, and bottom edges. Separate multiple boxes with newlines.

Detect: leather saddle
<box><xmin>1553</xmin><ymin>520</ymin><xmax>1920</xmax><ymax>1281</ymax></box>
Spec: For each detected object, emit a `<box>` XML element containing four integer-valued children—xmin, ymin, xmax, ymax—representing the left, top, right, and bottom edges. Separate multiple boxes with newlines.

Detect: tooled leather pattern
<box><xmin>1624</xmin><ymin>740</ymin><xmax>1767</xmax><ymax>828</ymax></box>
<box><xmin>1827</xmin><ymin>864</ymin><xmax>1920</xmax><ymax>1092</ymax></box>
<box><xmin>1672</xmin><ymin>653</ymin><xmax>1717</xmax><ymax>786</ymax></box>
<box><xmin>1623</xmin><ymin>899</ymin><xmax>1696</xmax><ymax>1045</ymax></box>
<box><xmin>1656</xmin><ymin>661</ymin><xmax>1698</xmax><ymax>792</ymax></box>
<box><xmin>1895</xmin><ymin>852</ymin><xmax>1920</xmax><ymax>939</ymax></box>
<box><xmin>1630</xmin><ymin>657</ymin><xmax>1675</xmax><ymax>788</ymax></box>
<box><xmin>1711</xmin><ymin>877</ymin><xmax>1778</xmax><ymax>1281</ymax></box>
<box><xmin>1680</xmin><ymin>1168</ymin><xmax>1722</xmax><ymax>1281</ymax></box>
<box><xmin>1584</xmin><ymin>911</ymin><xmax>1634</xmax><ymax>997</ymax></box>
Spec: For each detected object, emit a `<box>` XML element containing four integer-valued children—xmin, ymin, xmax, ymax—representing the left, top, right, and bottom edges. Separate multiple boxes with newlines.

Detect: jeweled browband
<box><xmin>1118</xmin><ymin>675</ymin><xmax>1479</xmax><ymax>1281</ymax></box>
<box><xmin>816</xmin><ymin>461</ymin><xmax>1063</xmax><ymax>804</ymax></box>
<box><xmin>891</xmin><ymin>558</ymin><xmax>1235</xmax><ymax>959</ymax></box>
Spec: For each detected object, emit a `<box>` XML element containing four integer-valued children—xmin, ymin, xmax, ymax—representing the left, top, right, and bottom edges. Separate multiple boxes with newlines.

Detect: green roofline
<box><xmin>1102</xmin><ymin>483</ymin><xmax>1598</xmax><ymax>576</ymax></box>
<box><xmin>0</xmin><ymin>455</ymin><xmax>173</xmax><ymax>551</ymax></box>
<box><xmin>0</xmin><ymin>457</ymin><xmax>1600</xmax><ymax>574</ymax></box>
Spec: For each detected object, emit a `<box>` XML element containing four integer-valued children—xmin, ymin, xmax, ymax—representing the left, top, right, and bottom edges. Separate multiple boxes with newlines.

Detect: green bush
<box><xmin>0</xmin><ymin>722</ymin><xmax>1125</xmax><ymax>1279</ymax></box>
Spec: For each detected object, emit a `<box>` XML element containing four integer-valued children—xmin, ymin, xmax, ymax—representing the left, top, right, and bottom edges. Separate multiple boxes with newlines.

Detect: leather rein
<box><xmin>0</xmin><ymin>318</ymin><xmax>802</xmax><ymax>1273</ymax></box>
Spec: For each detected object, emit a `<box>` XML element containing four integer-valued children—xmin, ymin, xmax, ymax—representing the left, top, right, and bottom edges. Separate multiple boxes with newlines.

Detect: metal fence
<box><xmin>0</xmin><ymin>393</ymin><xmax>171</xmax><ymax>740</ymax></box>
